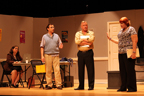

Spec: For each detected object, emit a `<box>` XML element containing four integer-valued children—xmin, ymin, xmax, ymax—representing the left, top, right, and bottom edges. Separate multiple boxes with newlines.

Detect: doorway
<box><xmin>107</xmin><ymin>21</ymin><xmax>121</xmax><ymax>71</ymax></box>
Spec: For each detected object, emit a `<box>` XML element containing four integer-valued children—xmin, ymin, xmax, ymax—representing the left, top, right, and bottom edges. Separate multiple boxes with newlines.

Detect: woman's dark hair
<box><xmin>46</xmin><ymin>24</ymin><xmax>53</xmax><ymax>31</ymax></box>
<box><xmin>9</xmin><ymin>45</ymin><xmax>20</xmax><ymax>57</ymax></box>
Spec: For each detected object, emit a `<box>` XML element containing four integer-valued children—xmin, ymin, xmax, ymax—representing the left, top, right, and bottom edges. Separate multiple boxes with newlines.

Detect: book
<box><xmin>126</xmin><ymin>48</ymin><xmax>140</xmax><ymax>58</ymax></box>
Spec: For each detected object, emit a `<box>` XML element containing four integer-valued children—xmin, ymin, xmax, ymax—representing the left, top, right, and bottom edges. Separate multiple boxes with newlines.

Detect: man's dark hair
<box><xmin>46</xmin><ymin>24</ymin><xmax>53</xmax><ymax>31</ymax></box>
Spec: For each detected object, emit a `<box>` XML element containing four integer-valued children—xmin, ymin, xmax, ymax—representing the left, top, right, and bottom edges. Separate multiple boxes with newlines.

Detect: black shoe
<box><xmin>16</xmin><ymin>84</ymin><xmax>19</xmax><ymax>87</ymax></box>
<box><xmin>88</xmin><ymin>87</ymin><xmax>94</xmax><ymax>90</ymax></box>
<box><xmin>117</xmin><ymin>89</ymin><xmax>126</xmax><ymax>92</ymax></box>
<box><xmin>74</xmin><ymin>87</ymin><xmax>84</xmax><ymax>90</ymax></box>
<box><xmin>11</xmin><ymin>84</ymin><xmax>18</xmax><ymax>88</ymax></box>
<box><xmin>45</xmin><ymin>85</ymin><xmax>52</xmax><ymax>90</ymax></box>
<box><xmin>57</xmin><ymin>86</ymin><xmax>62</xmax><ymax>90</ymax></box>
<box><xmin>127</xmin><ymin>90</ymin><xmax>137</xmax><ymax>92</ymax></box>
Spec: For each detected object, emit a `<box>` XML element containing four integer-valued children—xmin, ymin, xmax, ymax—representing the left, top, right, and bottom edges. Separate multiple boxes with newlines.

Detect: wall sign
<box><xmin>20</xmin><ymin>30</ymin><xmax>25</xmax><ymax>43</ymax></box>
<box><xmin>62</xmin><ymin>31</ymin><xmax>68</xmax><ymax>43</ymax></box>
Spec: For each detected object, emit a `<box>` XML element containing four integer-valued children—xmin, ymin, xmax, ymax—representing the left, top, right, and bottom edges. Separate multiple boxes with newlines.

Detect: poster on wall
<box><xmin>62</xmin><ymin>31</ymin><xmax>68</xmax><ymax>43</ymax></box>
<box><xmin>0</xmin><ymin>29</ymin><xmax>2</xmax><ymax>42</ymax></box>
<box><xmin>20</xmin><ymin>30</ymin><xmax>25</xmax><ymax>43</ymax></box>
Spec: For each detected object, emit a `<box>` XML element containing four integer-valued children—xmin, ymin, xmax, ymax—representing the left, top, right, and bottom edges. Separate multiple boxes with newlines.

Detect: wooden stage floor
<box><xmin>0</xmin><ymin>84</ymin><xmax>144</xmax><ymax>96</ymax></box>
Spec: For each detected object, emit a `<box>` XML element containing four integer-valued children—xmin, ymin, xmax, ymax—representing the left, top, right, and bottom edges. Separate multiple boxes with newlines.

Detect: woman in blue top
<box><xmin>107</xmin><ymin>17</ymin><xmax>138</xmax><ymax>92</ymax></box>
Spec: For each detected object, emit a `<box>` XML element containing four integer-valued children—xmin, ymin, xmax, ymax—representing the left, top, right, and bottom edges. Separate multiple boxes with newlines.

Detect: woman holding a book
<box><xmin>107</xmin><ymin>17</ymin><xmax>138</xmax><ymax>92</ymax></box>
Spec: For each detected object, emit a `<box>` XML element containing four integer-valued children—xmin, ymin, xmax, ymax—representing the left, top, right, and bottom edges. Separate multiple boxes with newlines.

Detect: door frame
<box><xmin>107</xmin><ymin>21</ymin><xmax>120</xmax><ymax>71</ymax></box>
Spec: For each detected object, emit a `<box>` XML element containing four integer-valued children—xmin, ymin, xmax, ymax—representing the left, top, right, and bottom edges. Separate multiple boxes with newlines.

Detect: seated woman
<box><xmin>4</xmin><ymin>45</ymin><xmax>23</xmax><ymax>88</ymax></box>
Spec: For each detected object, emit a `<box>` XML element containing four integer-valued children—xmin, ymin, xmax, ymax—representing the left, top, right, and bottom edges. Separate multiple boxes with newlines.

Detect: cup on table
<box><xmin>26</xmin><ymin>60</ymin><xmax>28</xmax><ymax>63</ymax></box>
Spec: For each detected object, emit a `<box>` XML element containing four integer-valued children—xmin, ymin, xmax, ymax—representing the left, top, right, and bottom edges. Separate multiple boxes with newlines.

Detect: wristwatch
<box><xmin>133</xmin><ymin>51</ymin><xmax>136</xmax><ymax>53</ymax></box>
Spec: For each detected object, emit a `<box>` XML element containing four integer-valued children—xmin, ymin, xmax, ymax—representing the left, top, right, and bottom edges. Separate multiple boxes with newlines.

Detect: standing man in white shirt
<box><xmin>40</xmin><ymin>24</ymin><xmax>63</xmax><ymax>90</ymax></box>
<box><xmin>74</xmin><ymin>21</ymin><xmax>95</xmax><ymax>90</ymax></box>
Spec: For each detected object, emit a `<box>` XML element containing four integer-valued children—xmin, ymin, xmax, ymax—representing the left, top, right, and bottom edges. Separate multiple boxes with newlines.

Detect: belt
<box><xmin>80</xmin><ymin>49</ymin><xmax>92</xmax><ymax>53</ymax></box>
<box><xmin>119</xmin><ymin>52</ymin><xmax>126</xmax><ymax>54</ymax></box>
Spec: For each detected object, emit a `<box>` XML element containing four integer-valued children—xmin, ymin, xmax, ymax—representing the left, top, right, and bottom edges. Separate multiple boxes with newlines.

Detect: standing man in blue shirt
<box><xmin>40</xmin><ymin>24</ymin><xmax>63</xmax><ymax>90</ymax></box>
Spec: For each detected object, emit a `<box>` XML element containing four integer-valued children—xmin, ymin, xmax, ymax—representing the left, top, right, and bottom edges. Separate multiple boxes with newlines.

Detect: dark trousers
<box><xmin>118</xmin><ymin>54</ymin><xmax>137</xmax><ymax>91</ymax></box>
<box><xmin>77</xmin><ymin>49</ymin><xmax>95</xmax><ymax>88</ymax></box>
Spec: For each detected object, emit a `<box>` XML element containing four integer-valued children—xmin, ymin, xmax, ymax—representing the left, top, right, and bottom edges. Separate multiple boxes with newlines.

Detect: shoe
<box><xmin>88</xmin><ymin>87</ymin><xmax>94</xmax><ymax>90</ymax></box>
<box><xmin>45</xmin><ymin>85</ymin><xmax>52</xmax><ymax>90</ymax></box>
<box><xmin>16</xmin><ymin>83</ymin><xmax>19</xmax><ymax>87</ymax></box>
<box><xmin>74</xmin><ymin>87</ymin><xmax>84</xmax><ymax>90</ymax></box>
<box><xmin>11</xmin><ymin>84</ymin><xmax>18</xmax><ymax>88</ymax></box>
<box><xmin>117</xmin><ymin>89</ymin><xmax>126</xmax><ymax>92</ymax></box>
<box><xmin>127</xmin><ymin>90</ymin><xmax>137</xmax><ymax>92</ymax></box>
<box><xmin>57</xmin><ymin>86</ymin><xmax>62</xmax><ymax>90</ymax></box>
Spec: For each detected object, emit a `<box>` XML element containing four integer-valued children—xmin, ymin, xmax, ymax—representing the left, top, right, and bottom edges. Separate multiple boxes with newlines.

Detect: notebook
<box><xmin>126</xmin><ymin>48</ymin><xmax>140</xmax><ymax>58</ymax></box>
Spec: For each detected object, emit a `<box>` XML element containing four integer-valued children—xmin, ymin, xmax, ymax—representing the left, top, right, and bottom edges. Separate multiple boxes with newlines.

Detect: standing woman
<box><xmin>4</xmin><ymin>45</ymin><xmax>23</xmax><ymax>88</ymax></box>
<box><xmin>107</xmin><ymin>17</ymin><xmax>138</xmax><ymax>92</ymax></box>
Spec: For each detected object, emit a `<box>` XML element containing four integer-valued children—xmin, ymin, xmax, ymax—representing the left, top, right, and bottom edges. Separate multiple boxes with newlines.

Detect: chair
<box><xmin>29</xmin><ymin>60</ymin><xmax>46</xmax><ymax>89</ymax></box>
<box><xmin>0</xmin><ymin>61</ymin><xmax>24</xmax><ymax>87</ymax></box>
<box><xmin>1</xmin><ymin>61</ymin><xmax>11</xmax><ymax>86</ymax></box>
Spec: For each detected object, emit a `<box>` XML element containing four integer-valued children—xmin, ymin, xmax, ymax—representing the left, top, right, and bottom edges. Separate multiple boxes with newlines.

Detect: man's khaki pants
<box><xmin>45</xmin><ymin>54</ymin><xmax>62</xmax><ymax>87</ymax></box>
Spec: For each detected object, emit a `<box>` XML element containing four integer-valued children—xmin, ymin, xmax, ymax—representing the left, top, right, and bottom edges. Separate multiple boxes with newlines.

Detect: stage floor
<box><xmin>0</xmin><ymin>83</ymin><xmax>144</xmax><ymax>96</ymax></box>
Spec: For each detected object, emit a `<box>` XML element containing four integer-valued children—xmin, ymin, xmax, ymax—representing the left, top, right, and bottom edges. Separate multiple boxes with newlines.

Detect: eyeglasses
<box><xmin>14</xmin><ymin>48</ymin><xmax>19</xmax><ymax>50</ymax></box>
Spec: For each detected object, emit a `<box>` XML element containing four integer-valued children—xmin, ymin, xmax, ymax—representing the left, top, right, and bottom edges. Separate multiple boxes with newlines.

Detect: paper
<box><xmin>36</xmin><ymin>64</ymin><xmax>46</xmax><ymax>73</ymax></box>
<box><xmin>126</xmin><ymin>48</ymin><xmax>140</xmax><ymax>58</ymax></box>
<box><xmin>80</xmin><ymin>36</ymin><xmax>90</xmax><ymax>47</ymax></box>
<box><xmin>80</xmin><ymin>36</ymin><xmax>90</xmax><ymax>39</ymax></box>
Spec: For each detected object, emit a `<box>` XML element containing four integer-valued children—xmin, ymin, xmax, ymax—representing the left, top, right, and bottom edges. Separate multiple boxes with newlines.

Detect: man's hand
<box><xmin>59</xmin><ymin>43</ymin><xmax>63</xmax><ymax>49</ymax></box>
<box><xmin>81</xmin><ymin>38</ymin><xmax>88</xmax><ymax>42</ymax></box>
<box><xmin>41</xmin><ymin>56</ymin><xmax>45</xmax><ymax>62</ymax></box>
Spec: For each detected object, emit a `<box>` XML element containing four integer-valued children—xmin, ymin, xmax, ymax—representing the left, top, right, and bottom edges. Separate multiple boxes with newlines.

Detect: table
<box><xmin>13</xmin><ymin>61</ymin><xmax>76</xmax><ymax>87</ymax></box>
<box><xmin>0</xmin><ymin>59</ymin><xmax>6</xmax><ymax>63</ymax></box>
<box><xmin>13</xmin><ymin>62</ymin><xmax>31</xmax><ymax>82</ymax></box>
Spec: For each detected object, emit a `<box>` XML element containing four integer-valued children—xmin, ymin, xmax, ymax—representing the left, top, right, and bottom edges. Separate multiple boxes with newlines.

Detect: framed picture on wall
<box><xmin>62</xmin><ymin>31</ymin><xmax>68</xmax><ymax>43</ymax></box>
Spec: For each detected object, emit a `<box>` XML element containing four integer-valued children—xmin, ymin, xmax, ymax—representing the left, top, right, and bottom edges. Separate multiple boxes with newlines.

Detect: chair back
<box><xmin>29</xmin><ymin>60</ymin><xmax>45</xmax><ymax>89</ymax></box>
<box><xmin>31</xmin><ymin>60</ymin><xmax>43</xmax><ymax>67</ymax></box>
<box><xmin>1</xmin><ymin>61</ymin><xmax>6</xmax><ymax>69</ymax></box>
<box><xmin>1</xmin><ymin>61</ymin><xmax>11</xmax><ymax>74</ymax></box>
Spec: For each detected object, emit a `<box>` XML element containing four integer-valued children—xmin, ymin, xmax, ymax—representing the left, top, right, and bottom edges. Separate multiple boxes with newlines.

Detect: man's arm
<box><xmin>75</xmin><ymin>32</ymin><xmax>82</xmax><ymax>45</ymax></box>
<box><xmin>58</xmin><ymin>36</ymin><xmax>63</xmax><ymax>49</ymax></box>
<box><xmin>40</xmin><ymin>36</ymin><xmax>45</xmax><ymax>62</ymax></box>
<box><xmin>79</xmin><ymin>40</ymin><xmax>92</xmax><ymax>46</ymax></box>
<box><xmin>40</xmin><ymin>47</ymin><xmax>45</xmax><ymax>62</ymax></box>
<box><xmin>87</xmin><ymin>31</ymin><xmax>95</xmax><ymax>43</ymax></box>
<box><xmin>59</xmin><ymin>43</ymin><xmax>63</xmax><ymax>49</ymax></box>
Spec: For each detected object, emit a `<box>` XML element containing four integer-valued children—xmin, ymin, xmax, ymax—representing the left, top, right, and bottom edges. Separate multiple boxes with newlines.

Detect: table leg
<box><xmin>69</xmin><ymin>65</ymin><xmax>70</xmax><ymax>81</ymax></box>
<box><xmin>25</xmin><ymin>66</ymin><xmax>26</xmax><ymax>82</ymax></box>
<box><xmin>64</xmin><ymin>65</ymin><xmax>65</xmax><ymax>82</ymax></box>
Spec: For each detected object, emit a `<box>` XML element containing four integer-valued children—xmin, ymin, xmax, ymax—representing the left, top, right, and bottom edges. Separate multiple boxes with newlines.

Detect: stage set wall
<box><xmin>1</xmin><ymin>9</ymin><xmax>144</xmax><ymax>84</ymax></box>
